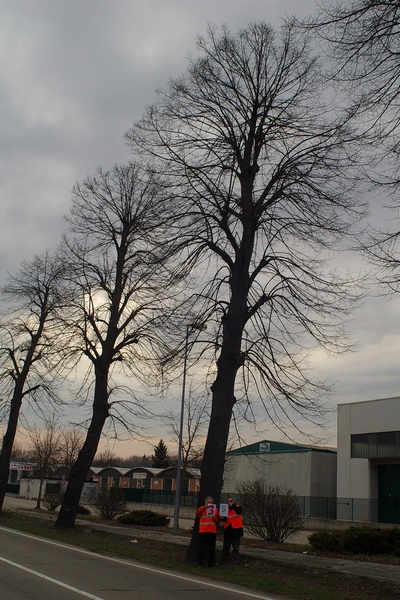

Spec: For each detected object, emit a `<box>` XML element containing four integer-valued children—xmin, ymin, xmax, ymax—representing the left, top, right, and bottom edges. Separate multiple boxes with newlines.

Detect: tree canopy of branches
<box><xmin>311</xmin><ymin>1</ymin><xmax>400</xmax><ymax>295</ymax></box>
<box><xmin>125</xmin><ymin>21</ymin><xmax>366</xmax><ymax>554</ymax></box>
<box><xmin>0</xmin><ymin>252</ymin><xmax>63</xmax><ymax>512</ymax></box>
<box><xmin>27</xmin><ymin>416</ymin><xmax>62</xmax><ymax>509</ymax></box>
<box><xmin>59</xmin><ymin>428</ymin><xmax>85</xmax><ymax>473</ymax></box>
<box><xmin>54</xmin><ymin>163</ymin><xmax>179</xmax><ymax>530</ymax></box>
<box><xmin>164</xmin><ymin>389</ymin><xmax>208</xmax><ymax>471</ymax></box>
<box><xmin>91</xmin><ymin>450</ymin><xmax>151</xmax><ymax>468</ymax></box>
<box><xmin>151</xmin><ymin>438</ymin><xmax>170</xmax><ymax>468</ymax></box>
<box><xmin>313</xmin><ymin>1</ymin><xmax>400</xmax><ymax>128</ymax></box>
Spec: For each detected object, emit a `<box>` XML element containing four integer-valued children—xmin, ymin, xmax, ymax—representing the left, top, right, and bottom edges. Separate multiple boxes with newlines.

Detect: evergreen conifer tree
<box><xmin>151</xmin><ymin>439</ymin><xmax>170</xmax><ymax>468</ymax></box>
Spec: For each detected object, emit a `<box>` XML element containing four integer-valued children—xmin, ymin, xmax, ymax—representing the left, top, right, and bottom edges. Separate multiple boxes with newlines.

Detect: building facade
<box><xmin>223</xmin><ymin>440</ymin><xmax>337</xmax><ymax>518</ymax></box>
<box><xmin>337</xmin><ymin>395</ymin><xmax>400</xmax><ymax>524</ymax></box>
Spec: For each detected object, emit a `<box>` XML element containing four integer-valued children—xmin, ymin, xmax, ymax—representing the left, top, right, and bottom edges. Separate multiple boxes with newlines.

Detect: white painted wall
<box><xmin>223</xmin><ymin>451</ymin><xmax>336</xmax><ymax>497</ymax></box>
<box><xmin>337</xmin><ymin>396</ymin><xmax>400</xmax><ymax>501</ymax></box>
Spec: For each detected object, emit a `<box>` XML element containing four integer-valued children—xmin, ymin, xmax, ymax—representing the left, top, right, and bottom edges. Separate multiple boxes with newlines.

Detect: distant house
<box><xmin>95</xmin><ymin>465</ymin><xmax>200</xmax><ymax>494</ymax></box>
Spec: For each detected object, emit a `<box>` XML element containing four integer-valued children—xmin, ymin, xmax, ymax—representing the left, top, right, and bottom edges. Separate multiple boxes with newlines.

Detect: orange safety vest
<box><xmin>196</xmin><ymin>506</ymin><xmax>219</xmax><ymax>534</ymax></box>
<box><xmin>223</xmin><ymin>507</ymin><xmax>243</xmax><ymax>530</ymax></box>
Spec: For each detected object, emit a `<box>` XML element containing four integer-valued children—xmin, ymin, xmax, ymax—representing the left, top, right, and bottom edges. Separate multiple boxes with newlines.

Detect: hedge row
<box><xmin>118</xmin><ymin>509</ymin><xmax>170</xmax><ymax>527</ymax></box>
<box><xmin>308</xmin><ymin>526</ymin><xmax>400</xmax><ymax>555</ymax></box>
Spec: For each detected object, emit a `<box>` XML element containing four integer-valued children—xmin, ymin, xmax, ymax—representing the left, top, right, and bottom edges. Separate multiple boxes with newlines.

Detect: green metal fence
<box><xmin>122</xmin><ymin>488</ymin><xmax>198</xmax><ymax>507</ymax></box>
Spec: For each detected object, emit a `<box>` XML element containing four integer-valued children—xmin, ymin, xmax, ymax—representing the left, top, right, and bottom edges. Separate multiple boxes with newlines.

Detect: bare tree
<box><xmin>54</xmin><ymin>163</ymin><xmax>180</xmax><ymax>530</ymax></box>
<box><xmin>165</xmin><ymin>389</ymin><xmax>208</xmax><ymax>472</ymax></box>
<box><xmin>125</xmin><ymin>22</ymin><xmax>366</xmax><ymax>557</ymax></box>
<box><xmin>119</xmin><ymin>454</ymin><xmax>151</xmax><ymax>468</ymax></box>
<box><xmin>59</xmin><ymin>428</ymin><xmax>85</xmax><ymax>473</ymax></box>
<box><xmin>310</xmin><ymin>2</ymin><xmax>400</xmax><ymax>293</ymax></box>
<box><xmin>311</xmin><ymin>1</ymin><xmax>400</xmax><ymax>131</ymax></box>
<box><xmin>92</xmin><ymin>448</ymin><xmax>123</xmax><ymax>467</ymax></box>
<box><xmin>237</xmin><ymin>479</ymin><xmax>304</xmax><ymax>543</ymax></box>
<box><xmin>10</xmin><ymin>443</ymin><xmax>28</xmax><ymax>462</ymax></box>
<box><xmin>88</xmin><ymin>488</ymin><xmax>128</xmax><ymax>520</ymax></box>
<box><xmin>307</xmin><ymin>0</ymin><xmax>400</xmax><ymax>295</ymax></box>
<box><xmin>0</xmin><ymin>252</ymin><xmax>63</xmax><ymax>512</ymax></box>
<box><xmin>27</xmin><ymin>416</ymin><xmax>62</xmax><ymax>509</ymax></box>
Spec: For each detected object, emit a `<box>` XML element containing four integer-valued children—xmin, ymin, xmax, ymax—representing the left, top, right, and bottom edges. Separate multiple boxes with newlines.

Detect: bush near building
<box><xmin>309</xmin><ymin>527</ymin><xmax>400</xmax><ymax>556</ymax></box>
<box><xmin>88</xmin><ymin>488</ymin><xmax>128</xmax><ymax>520</ymax></box>
<box><xmin>43</xmin><ymin>491</ymin><xmax>65</xmax><ymax>511</ymax></box>
<box><xmin>237</xmin><ymin>478</ymin><xmax>304</xmax><ymax>543</ymax></box>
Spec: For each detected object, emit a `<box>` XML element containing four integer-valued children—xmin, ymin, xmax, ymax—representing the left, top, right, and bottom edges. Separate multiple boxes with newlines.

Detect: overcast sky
<box><xmin>1</xmin><ymin>1</ymin><xmax>399</xmax><ymax>457</ymax></box>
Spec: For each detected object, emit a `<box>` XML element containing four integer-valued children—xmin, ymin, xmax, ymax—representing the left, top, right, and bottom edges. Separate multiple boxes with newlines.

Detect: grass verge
<box><xmin>0</xmin><ymin>510</ymin><xmax>399</xmax><ymax>600</ymax></box>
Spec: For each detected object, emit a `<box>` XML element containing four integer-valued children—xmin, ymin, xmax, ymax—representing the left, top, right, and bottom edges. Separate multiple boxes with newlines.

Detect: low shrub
<box><xmin>76</xmin><ymin>504</ymin><xmax>91</xmax><ymax>515</ymax></box>
<box><xmin>308</xmin><ymin>526</ymin><xmax>400</xmax><ymax>556</ymax></box>
<box><xmin>43</xmin><ymin>491</ymin><xmax>64</xmax><ymax>511</ymax></box>
<box><xmin>237</xmin><ymin>478</ymin><xmax>304</xmax><ymax>543</ymax></box>
<box><xmin>88</xmin><ymin>489</ymin><xmax>128</xmax><ymax>520</ymax></box>
<box><xmin>118</xmin><ymin>509</ymin><xmax>170</xmax><ymax>527</ymax></box>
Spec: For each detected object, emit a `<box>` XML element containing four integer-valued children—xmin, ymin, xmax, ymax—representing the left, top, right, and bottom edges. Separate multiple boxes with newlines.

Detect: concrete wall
<box><xmin>223</xmin><ymin>451</ymin><xmax>336</xmax><ymax>498</ymax></box>
<box><xmin>337</xmin><ymin>396</ymin><xmax>400</xmax><ymax>501</ymax></box>
<box><xmin>310</xmin><ymin>452</ymin><xmax>337</xmax><ymax>497</ymax></box>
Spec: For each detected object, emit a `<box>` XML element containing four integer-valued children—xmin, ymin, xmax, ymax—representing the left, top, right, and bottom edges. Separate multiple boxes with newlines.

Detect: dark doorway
<box><xmin>378</xmin><ymin>465</ymin><xmax>400</xmax><ymax>524</ymax></box>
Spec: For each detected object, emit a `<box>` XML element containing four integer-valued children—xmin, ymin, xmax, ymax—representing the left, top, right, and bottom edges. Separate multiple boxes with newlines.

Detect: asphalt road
<box><xmin>0</xmin><ymin>526</ymin><xmax>277</xmax><ymax>600</ymax></box>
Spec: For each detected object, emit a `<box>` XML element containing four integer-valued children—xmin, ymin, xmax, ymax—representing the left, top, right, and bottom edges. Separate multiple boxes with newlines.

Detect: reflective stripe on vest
<box><xmin>223</xmin><ymin>509</ymin><xmax>243</xmax><ymax>529</ymax></box>
<box><xmin>199</xmin><ymin>515</ymin><xmax>217</xmax><ymax>534</ymax></box>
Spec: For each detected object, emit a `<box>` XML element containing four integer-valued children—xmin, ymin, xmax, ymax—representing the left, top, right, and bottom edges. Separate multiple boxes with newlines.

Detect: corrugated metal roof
<box><xmin>227</xmin><ymin>440</ymin><xmax>336</xmax><ymax>455</ymax></box>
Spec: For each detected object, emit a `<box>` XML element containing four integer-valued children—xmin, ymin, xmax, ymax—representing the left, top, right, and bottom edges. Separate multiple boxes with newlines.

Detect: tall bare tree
<box><xmin>0</xmin><ymin>252</ymin><xmax>63</xmax><ymax>512</ymax></box>
<box><xmin>91</xmin><ymin>448</ymin><xmax>123</xmax><ymax>467</ymax></box>
<box><xmin>125</xmin><ymin>22</ymin><xmax>366</xmax><ymax>556</ymax></box>
<box><xmin>54</xmin><ymin>162</ymin><xmax>180</xmax><ymax>529</ymax></box>
<box><xmin>311</xmin><ymin>1</ymin><xmax>400</xmax><ymax>294</ymax></box>
<box><xmin>165</xmin><ymin>389</ymin><xmax>208</xmax><ymax>472</ymax></box>
<box><xmin>27</xmin><ymin>416</ymin><xmax>62</xmax><ymax>509</ymax></box>
<box><xmin>312</xmin><ymin>1</ymin><xmax>400</xmax><ymax>124</ymax></box>
<box><xmin>59</xmin><ymin>427</ymin><xmax>85</xmax><ymax>473</ymax></box>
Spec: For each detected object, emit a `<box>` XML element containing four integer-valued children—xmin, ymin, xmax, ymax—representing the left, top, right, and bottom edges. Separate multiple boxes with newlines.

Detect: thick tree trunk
<box><xmin>54</xmin><ymin>370</ymin><xmax>109</xmax><ymax>530</ymax></box>
<box><xmin>0</xmin><ymin>390</ymin><xmax>23</xmax><ymax>512</ymax></box>
<box><xmin>186</xmin><ymin>309</ymin><xmax>245</xmax><ymax>561</ymax></box>
<box><xmin>186</xmin><ymin>213</ymin><xmax>253</xmax><ymax>560</ymax></box>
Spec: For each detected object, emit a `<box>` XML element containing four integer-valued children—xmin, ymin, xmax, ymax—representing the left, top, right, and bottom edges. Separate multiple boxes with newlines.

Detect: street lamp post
<box><xmin>172</xmin><ymin>323</ymin><xmax>206</xmax><ymax>535</ymax></box>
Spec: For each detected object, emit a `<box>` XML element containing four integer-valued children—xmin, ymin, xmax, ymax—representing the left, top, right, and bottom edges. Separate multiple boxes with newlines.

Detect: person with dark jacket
<box><xmin>195</xmin><ymin>495</ymin><xmax>220</xmax><ymax>567</ymax></box>
<box><xmin>221</xmin><ymin>495</ymin><xmax>243</xmax><ymax>563</ymax></box>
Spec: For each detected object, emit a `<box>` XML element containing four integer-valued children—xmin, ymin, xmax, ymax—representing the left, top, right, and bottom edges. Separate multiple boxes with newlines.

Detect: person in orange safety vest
<box><xmin>221</xmin><ymin>495</ymin><xmax>243</xmax><ymax>564</ymax></box>
<box><xmin>195</xmin><ymin>495</ymin><xmax>220</xmax><ymax>567</ymax></box>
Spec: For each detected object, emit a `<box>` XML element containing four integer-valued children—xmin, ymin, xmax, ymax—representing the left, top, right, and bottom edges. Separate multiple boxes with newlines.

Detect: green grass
<box><xmin>1</xmin><ymin>510</ymin><xmax>400</xmax><ymax>600</ymax></box>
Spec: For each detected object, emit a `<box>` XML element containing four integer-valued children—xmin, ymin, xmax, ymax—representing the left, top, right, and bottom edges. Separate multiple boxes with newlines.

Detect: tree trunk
<box><xmin>0</xmin><ymin>390</ymin><xmax>23</xmax><ymax>512</ymax></box>
<box><xmin>186</xmin><ymin>308</ymin><xmax>245</xmax><ymax>561</ymax></box>
<box><xmin>36</xmin><ymin>476</ymin><xmax>44</xmax><ymax>509</ymax></box>
<box><xmin>54</xmin><ymin>370</ymin><xmax>109</xmax><ymax>530</ymax></box>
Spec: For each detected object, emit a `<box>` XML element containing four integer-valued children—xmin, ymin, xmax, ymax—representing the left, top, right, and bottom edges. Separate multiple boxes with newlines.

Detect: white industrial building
<box><xmin>223</xmin><ymin>440</ymin><xmax>337</xmax><ymax>518</ymax></box>
<box><xmin>337</xmin><ymin>395</ymin><xmax>400</xmax><ymax>524</ymax></box>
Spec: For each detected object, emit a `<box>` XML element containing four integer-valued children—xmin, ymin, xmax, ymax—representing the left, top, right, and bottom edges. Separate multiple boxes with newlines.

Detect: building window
<box><xmin>141</xmin><ymin>477</ymin><xmax>150</xmax><ymax>489</ymax></box>
<box><xmin>351</xmin><ymin>431</ymin><xmax>400</xmax><ymax>458</ymax></box>
<box><xmin>182</xmin><ymin>478</ymin><xmax>189</xmax><ymax>493</ymax></box>
<box><xmin>163</xmin><ymin>478</ymin><xmax>172</xmax><ymax>491</ymax></box>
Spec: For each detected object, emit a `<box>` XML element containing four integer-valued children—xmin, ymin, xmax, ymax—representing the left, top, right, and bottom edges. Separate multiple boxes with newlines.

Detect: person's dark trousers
<box><xmin>198</xmin><ymin>532</ymin><xmax>216</xmax><ymax>567</ymax></box>
<box><xmin>222</xmin><ymin>537</ymin><xmax>241</xmax><ymax>563</ymax></box>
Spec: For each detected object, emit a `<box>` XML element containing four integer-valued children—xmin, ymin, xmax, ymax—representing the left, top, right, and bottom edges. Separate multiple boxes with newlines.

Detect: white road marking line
<box><xmin>0</xmin><ymin>555</ymin><xmax>105</xmax><ymax>599</ymax></box>
<box><xmin>0</xmin><ymin>526</ymin><xmax>276</xmax><ymax>600</ymax></box>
